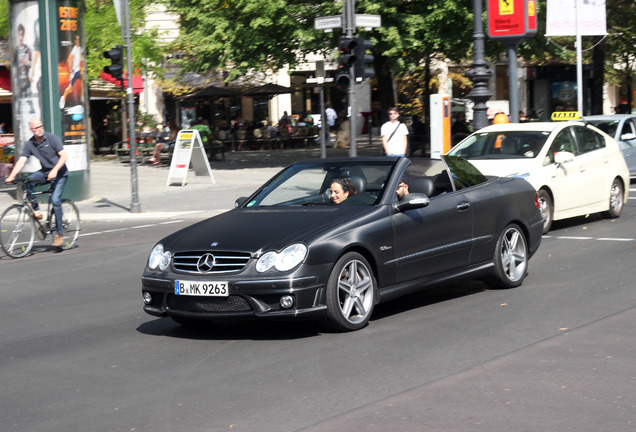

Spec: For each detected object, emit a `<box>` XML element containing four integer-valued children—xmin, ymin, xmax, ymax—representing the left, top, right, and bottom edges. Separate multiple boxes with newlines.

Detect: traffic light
<box><xmin>353</xmin><ymin>37</ymin><xmax>374</xmax><ymax>80</ymax></box>
<box><xmin>103</xmin><ymin>45</ymin><xmax>124</xmax><ymax>79</ymax></box>
<box><xmin>335</xmin><ymin>72</ymin><xmax>351</xmax><ymax>92</ymax></box>
<box><xmin>336</xmin><ymin>36</ymin><xmax>357</xmax><ymax>91</ymax></box>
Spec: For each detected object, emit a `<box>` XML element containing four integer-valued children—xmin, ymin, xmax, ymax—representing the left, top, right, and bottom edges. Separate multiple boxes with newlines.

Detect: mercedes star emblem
<box><xmin>197</xmin><ymin>253</ymin><xmax>216</xmax><ymax>273</ymax></box>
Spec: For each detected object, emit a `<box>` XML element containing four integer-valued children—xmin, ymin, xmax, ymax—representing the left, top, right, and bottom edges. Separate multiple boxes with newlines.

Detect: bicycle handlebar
<box><xmin>6</xmin><ymin>178</ymin><xmax>53</xmax><ymax>194</ymax></box>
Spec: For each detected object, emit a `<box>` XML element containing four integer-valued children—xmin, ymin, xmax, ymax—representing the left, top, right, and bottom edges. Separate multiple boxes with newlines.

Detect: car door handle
<box><xmin>457</xmin><ymin>202</ymin><xmax>470</xmax><ymax>211</ymax></box>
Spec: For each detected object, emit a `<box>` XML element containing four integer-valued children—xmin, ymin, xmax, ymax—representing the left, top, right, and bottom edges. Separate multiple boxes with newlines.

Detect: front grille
<box><xmin>173</xmin><ymin>251</ymin><xmax>251</xmax><ymax>274</ymax></box>
<box><xmin>167</xmin><ymin>295</ymin><xmax>252</xmax><ymax>313</ymax></box>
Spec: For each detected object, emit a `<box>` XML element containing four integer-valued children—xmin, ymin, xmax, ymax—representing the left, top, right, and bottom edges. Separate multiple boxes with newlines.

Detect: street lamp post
<box><xmin>466</xmin><ymin>0</ymin><xmax>493</xmax><ymax>132</ymax></box>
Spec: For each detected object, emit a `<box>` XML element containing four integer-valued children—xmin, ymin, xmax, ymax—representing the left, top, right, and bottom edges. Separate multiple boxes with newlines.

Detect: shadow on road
<box><xmin>371</xmin><ymin>280</ymin><xmax>487</xmax><ymax>322</ymax></box>
<box><xmin>136</xmin><ymin>281</ymin><xmax>488</xmax><ymax>340</ymax></box>
<box><xmin>137</xmin><ymin>317</ymin><xmax>322</xmax><ymax>340</ymax></box>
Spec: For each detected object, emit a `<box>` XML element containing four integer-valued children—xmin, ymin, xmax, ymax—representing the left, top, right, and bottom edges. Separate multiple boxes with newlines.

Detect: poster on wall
<box><xmin>57</xmin><ymin>0</ymin><xmax>89</xmax><ymax>171</ymax></box>
<box><xmin>9</xmin><ymin>1</ymin><xmax>43</xmax><ymax>153</ymax></box>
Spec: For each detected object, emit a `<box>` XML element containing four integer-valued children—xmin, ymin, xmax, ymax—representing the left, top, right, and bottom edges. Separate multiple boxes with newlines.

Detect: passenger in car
<box><xmin>330</xmin><ymin>177</ymin><xmax>357</xmax><ymax>204</ymax></box>
<box><xmin>396</xmin><ymin>173</ymin><xmax>410</xmax><ymax>200</ymax></box>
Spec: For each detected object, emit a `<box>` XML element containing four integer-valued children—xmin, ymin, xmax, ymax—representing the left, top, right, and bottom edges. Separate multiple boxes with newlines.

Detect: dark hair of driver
<box><xmin>331</xmin><ymin>177</ymin><xmax>358</xmax><ymax>195</ymax></box>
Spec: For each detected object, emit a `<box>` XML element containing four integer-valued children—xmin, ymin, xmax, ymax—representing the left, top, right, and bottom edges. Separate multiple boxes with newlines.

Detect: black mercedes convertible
<box><xmin>141</xmin><ymin>155</ymin><xmax>543</xmax><ymax>331</ymax></box>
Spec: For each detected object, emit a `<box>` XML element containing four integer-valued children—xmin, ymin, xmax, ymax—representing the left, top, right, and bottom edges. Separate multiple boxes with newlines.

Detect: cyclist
<box><xmin>5</xmin><ymin>118</ymin><xmax>68</xmax><ymax>247</ymax></box>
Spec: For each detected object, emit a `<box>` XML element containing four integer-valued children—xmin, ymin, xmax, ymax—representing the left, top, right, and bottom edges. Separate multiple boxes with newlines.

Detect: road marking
<box><xmin>543</xmin><ymin>235</ymin><xmax>635</xmax><ymax>242</ymax></box>
<box><xmin>553</xmin><ymin>236</ymin><xmax>593</xmax><ymax>240</ymax></box>
<box><xmin>78</xmin><ymin>220</ymin><xmax>186</xmax><ymax>238</ymax></box>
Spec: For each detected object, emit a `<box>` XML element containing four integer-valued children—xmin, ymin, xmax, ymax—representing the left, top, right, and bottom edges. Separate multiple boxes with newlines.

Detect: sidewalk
<box><xmin>0</xmin><ymin>137</ymin><xmax>384</xmax><ymax>221</ymax></box>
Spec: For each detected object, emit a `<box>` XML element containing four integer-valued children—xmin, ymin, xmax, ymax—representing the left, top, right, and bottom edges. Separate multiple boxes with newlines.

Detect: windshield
<box><xmin>243</xmin><ymin>160</ymin><xmax>396</xmax><ymax>207</ymax></box>
<box><xmin>449</xmin><ymin>130</ymin><xmax>550</xmax><ymax>159</ymax></box>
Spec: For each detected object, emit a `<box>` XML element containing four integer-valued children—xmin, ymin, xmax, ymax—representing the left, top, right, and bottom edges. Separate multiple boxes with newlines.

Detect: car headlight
<box><xmin>148</xmin><ymin>243</ymin><xmax>171</xmax><ymax>271</ymax></box>
<box><xmin>256</xmin><ymin>243</ymin><xmax>308</xmax><ymax>273</ymax></box>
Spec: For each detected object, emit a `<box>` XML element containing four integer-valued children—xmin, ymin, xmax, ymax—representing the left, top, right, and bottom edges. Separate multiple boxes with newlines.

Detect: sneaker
<box><xmin>53</xmin><ymin>234</ymin><xmax>64</xmax><ymax>247</ymax></box>
<box><xmin>152</xmin><ymin>161</ymin><xmax>161</xmax><ymax>166</ymax></box>
<box><xmin>33</xmin><ymin>210</ymin><xmax>43</xmax><ymax>220</ymax></box>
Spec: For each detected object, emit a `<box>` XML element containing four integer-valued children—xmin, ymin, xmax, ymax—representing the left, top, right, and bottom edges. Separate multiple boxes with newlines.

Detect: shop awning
<box><xmin>242</xmin><ymin>83</ymin><xmax>293</xmax><ymax>97</ymax></box>
<box><xmin>0</xmin><ymin>69</ymin><xmax>11</xmax><ymax>91</ymax></box>
<box><xmin>179</xmin><ymin>85</ymin><xmax>240</xmax><ymax>100</ymax></box>
<box><xmin>99</xmin><ymin>70</ymin><xmax>143</xmax><ymax>94</ymax></box>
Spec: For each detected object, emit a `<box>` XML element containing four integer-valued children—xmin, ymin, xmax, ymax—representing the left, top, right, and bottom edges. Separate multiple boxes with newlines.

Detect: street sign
<box><xmin>306</xmin><ymin>78</ymin><xmax>334</xmax><ymax>84</ymax></box>
<box><xmin>355</xmin><ymin>14</ymin><xmax>381</xmax><ymax>29</ymax></box>
<box><xmin>315</xmin><ymin>15</ymin><xmax>342</xmax><ymax>31</ymax></box>
<box><xmin>487</xmin><ymin>0</ymin><xmax>528</xmax><ymax>40</ymax></box>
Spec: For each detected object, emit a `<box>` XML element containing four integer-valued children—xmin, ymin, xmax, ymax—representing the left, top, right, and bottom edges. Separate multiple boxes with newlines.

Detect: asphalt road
<box><xmin>1</xmin><ymin>189</ymin><xmax>635</xmax><ymax>432</ymax></box>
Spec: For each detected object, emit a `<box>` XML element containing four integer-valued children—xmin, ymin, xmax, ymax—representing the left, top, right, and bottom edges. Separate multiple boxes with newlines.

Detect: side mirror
<box><xmin>394</xmin><ymin>193</ymin><xmax>431</xmax><ymax>212</ymax></box>
<box><xmin>620</xmin><ymin>133</ymin><xmax>636</xmax><ymax>141</ymax></box>
<box><xmin>554</xmin><ymin>151</ymin><xmax>575</xmax><ymax>164</ymax></box>
<box><xmin>235</xmin><ymin>197</ymin><xmax>248</xmax><ymax>208</ymax></box>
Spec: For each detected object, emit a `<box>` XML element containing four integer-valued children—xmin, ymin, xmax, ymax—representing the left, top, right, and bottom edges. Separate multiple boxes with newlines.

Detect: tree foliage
<box><xmin>0</xmin><ymin>0</ymin><xmax>8</xmax><ymax>39</ymax></box>
<box><xmin>165</xmin><ymin>0</ymin><xmax>476</xmax><ymax>74</ymax></box>
<box><xmin>2</xmin><ymin>0</ymin><xmax>635</xmax><ymax>112</ymax></box>
<box><xmin>164</xmin><ymin>0</ymin><xmax>476</xmax><ymax>116</ymax></box>
<box><xmin>603</xmin><ymin>0</ymin><xmax>636</xmax><ymax>91</ymax></box>
<box><xmin>84</xmin><ymin>0</ymin><xmax>165</xmax><ymax>82</ymax></box>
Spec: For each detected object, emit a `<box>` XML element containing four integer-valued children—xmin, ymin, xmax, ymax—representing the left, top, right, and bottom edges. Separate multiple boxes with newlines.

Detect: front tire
<box><xmin>0</xmin><ymin>204</ymin><xmax>35</xmax><ymax>258</ymax></box>
<box><xmin>602</xmin><ymin>178</ymin><xmax>624</xmax><ymax>219</ymax></box>
<box><xmin>538</xmin><ymin>189</ymin><xmax>553</xmax><ymax>234</ymax></box>
<box><xmin>322</xmin><ymin>252</ymin><xmax>376</xmax><ymax>332</ymax></box>
<box><xmin>488</xmin><ymin>224</ymin><xmax>528</xmax><ymax>289</ymax></box>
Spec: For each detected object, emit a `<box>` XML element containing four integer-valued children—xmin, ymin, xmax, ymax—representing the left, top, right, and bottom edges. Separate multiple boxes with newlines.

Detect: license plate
<box><xmin>174</xmin><ymin>280</ymin><xmax>229</xmax><ymax>297</ymax></box>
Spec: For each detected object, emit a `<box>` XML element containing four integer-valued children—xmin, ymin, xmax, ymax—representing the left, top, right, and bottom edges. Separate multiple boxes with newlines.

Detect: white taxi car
<box><xmin>447</xmin><ymin>122</ymin><xmax>630</xmax><ymax>232</ymax></box>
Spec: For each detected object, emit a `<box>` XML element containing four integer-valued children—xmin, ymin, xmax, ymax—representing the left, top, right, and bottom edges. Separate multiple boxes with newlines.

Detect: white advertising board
<box><xmin>166</xmin><ymin>130</ymin><xmax>215</xmax><ymax>187</ymax></box>
<box><xmin>546</xmin><ymin>0</ymin><xmax>607</xmax><ymax>36</ymax></box>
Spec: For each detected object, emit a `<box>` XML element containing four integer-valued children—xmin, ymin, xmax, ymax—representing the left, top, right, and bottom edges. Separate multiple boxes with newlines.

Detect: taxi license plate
<box><xmin>174</xmin><ymin>280</ymin><xmax>228</xmax><ymax>297</ymax></box>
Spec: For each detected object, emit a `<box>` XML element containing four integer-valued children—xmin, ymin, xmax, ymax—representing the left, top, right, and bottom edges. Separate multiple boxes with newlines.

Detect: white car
<box><xmin>447</xmin><ymin>122</ymin><xmax>630</xmax><ymax>232</ymax></box>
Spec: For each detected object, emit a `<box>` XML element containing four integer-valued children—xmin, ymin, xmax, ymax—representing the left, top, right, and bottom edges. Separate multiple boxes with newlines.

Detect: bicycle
<box><xmin>0</xmin><ymin>178</ymin><xmax>81</xmax><ymax>258</ymax></box>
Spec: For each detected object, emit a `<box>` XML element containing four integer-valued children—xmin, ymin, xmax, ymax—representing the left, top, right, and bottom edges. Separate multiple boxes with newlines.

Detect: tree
<box><xmin>0</xmin><ymin>0</ymin><xmax>8</xmax><ymax>39</ymax></box>
<box><xmin>165</xmin><ymin>0</ymin><xmax>338</xmax><ymax>80</ymax></box>
<box><xmin>165</xmin><ymin>0</ymin><xmax>476</xmax><ymax>120</ymax></box>
<box><xmin>603</xmin><ymin>0</ymin><xmax>636</xmax><ymax>111</ymax></box>
<box><xmin>355</xmin><ymin>0</ymin><xmax>475</xmax><ymax>123</ymax></box>
<box><xmin>84</xmin><ymin>0</ymin><xmax>164</xmax><ymax>82</ymax></box>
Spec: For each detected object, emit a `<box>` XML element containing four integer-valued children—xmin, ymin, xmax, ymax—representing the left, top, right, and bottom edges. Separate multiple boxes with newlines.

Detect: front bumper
<box><xmin>141</xmin><ymin>273</ymin><xmax>329</xmax><ymax>321</ymax></box>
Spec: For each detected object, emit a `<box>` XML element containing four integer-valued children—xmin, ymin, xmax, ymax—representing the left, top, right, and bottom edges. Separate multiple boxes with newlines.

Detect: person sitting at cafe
<box><xmin>149</xmin><ymin>121</ymin><xmax>178</xmax><ymax>166</ymax></box>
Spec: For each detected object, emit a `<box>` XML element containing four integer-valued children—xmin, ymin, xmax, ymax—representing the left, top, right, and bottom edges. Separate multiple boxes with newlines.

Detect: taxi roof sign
<box><xmin>551</xmin><ymin>111</ymin><xmax>581</xmax><ymax>121</ymax></box>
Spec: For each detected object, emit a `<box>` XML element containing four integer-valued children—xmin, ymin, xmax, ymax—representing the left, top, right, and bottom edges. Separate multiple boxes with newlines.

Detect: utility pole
<box><xmin>343</xmin><ymin>0</ymin><xmax>357</xmax><ymax>157</ymax></box>
<box><xmin>122</xmin><ymin>0</ymin><xmax>140</xmax><ymax>213</ymax></box>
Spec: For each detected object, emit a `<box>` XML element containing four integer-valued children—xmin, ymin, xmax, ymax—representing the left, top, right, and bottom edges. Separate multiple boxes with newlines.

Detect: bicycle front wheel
<box><xmin>0</xmin><ymin>204</ymin><xmax>36</xmax><ymax>258</ymax></box>
<box><xmin>51</xmin><ymin>200</ymin><xmax>81</xmax><ymax>250</ymax></box>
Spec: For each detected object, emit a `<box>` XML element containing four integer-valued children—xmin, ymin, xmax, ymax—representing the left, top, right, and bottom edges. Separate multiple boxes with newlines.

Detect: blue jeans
<box><xmin>26</xmin><ymin>171</ymin><xmax>68</xmax><ymax>235</ymax></box>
